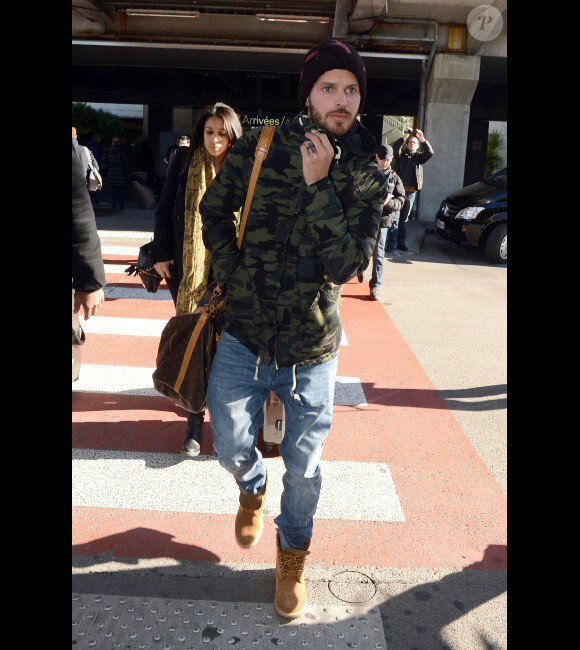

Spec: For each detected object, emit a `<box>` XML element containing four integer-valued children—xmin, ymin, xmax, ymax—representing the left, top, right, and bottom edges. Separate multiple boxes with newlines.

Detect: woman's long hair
<box><xmin>192</xmin><ymin>102</ymin><xmax>243</xmax><ymax>151</ymax></box>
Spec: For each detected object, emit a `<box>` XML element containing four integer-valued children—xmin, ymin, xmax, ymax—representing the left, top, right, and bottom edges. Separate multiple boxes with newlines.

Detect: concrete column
<box><xmin>419</xmin><ymin>53</ymin><xmax>480</xmax><ymax>221</ymax></box>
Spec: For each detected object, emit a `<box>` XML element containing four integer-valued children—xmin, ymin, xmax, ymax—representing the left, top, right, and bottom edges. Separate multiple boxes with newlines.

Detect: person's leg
<box><xmin>370</xmin><ymin>226</ymin><xmax>388</xmax><ymax>297</ymax></box>
<box><xmin>206</xmin><ymin>330</ymin><xmax>270</xmax><ymax>494</ymax></box>
<box><xmin>397</xmin><ymin>192</ymin><xmax>417</xmax><ymax>249</ymax></box>
<box><xmin>207</xmin><ymin>330</ymin><xmax>271</xmax><ymax>549</ymax></box>
<box><xmin>386</xmin><ymin>212</ymin><xmax>399</xmax><ymax>251</ymax></box>
<box><xmin>271</xmin><ymin>355</ymin><xmax>337</xmax><ymax>618</ymax></box>
<box><xmin>272</xmin><ymin>355</ymin><xmax>338</xmax><ymax>550</ymax></box>
<box><xmin>181</xmin><ymin>410</ymin><xmax>204</xmax><ymax>456</ymax></box>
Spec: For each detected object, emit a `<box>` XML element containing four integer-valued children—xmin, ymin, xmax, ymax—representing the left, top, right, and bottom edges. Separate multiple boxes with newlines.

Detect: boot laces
<box><xmin>278</xmin><ymin>552</ymin><xmax>306</xmax><ymax>578</ymax></box>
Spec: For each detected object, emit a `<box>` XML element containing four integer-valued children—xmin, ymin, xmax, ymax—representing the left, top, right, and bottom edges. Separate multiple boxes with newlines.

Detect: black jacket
<box><xmin>72</xmin><ymin>143</ymin><xmax>106</xmax><ymax>292</ymax></box>
<box><xmin>380</xmin><ymin>167</ymin><xmax>405</xmax><ymax>227</ymax></box>
<box><xmin>105</xmin><ymin>144</ymin><xmax>129</xmax><ymax>188</ymax></box>
<box><xmin>153</xmin><ymin>146</ymin><xmax>193</xmax><ymax>283</ymax></box>
<box><xmin>392</xmin><ymin>137</ymin><xmax>434</xmax><ymax>190</ymax></box>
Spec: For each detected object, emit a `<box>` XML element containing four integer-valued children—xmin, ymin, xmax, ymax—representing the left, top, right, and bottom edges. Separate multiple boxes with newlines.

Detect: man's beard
<box><xmin>307</xmin><ymin>100</ymin><xmax>357</xmax><ymax>136</ymax></box>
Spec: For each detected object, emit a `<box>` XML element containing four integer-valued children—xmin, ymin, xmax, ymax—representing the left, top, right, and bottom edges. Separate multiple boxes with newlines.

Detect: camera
<box><xmin>406</xmin><ymin>129</ymin><xmax>418</xmax><ymax>135</ymax></box>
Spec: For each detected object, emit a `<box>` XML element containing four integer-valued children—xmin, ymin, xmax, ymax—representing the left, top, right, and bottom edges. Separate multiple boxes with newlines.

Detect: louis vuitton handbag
<box><xmin>151</xmin><ymin>125</ymin><xmax>275</xmax><ymax>412</ymax></box>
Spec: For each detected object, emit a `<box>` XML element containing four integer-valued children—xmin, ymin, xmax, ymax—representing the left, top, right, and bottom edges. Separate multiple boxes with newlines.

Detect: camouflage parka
<box><xmin>200</xmin><ymin>112</ymin><xmax>387</xmax><ymax>370</ymax></box>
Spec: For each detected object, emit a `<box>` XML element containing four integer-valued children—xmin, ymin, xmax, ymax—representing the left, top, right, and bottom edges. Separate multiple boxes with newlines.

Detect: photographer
<box><xmin>387</xmin><ymin>128</ymin><xmax>434</xmax><ymax>251</ymax></box>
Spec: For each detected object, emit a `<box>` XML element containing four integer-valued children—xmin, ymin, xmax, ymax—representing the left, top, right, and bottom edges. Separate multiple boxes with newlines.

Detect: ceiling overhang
<box><xmin>72</xmin><ymin>1</ymin><xmax>506</xmax><ymax>119</ymax></box>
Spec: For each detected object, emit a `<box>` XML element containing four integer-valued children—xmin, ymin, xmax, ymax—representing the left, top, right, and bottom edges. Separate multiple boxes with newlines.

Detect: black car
<box><xmin>434</xmin><ymin>167</ymin><xmax>507</xmax><ymax>263</ymax></box>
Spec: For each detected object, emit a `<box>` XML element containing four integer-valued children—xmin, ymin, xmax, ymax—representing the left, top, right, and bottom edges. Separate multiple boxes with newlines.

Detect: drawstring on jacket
<box><xmin>254</xmin><ymin>355</ymin><xmax>262</xmax><ymax>380</ymax></box>
<box><xmin>256</xmin><ymin>355</ymin><xmax>301</xmax><ymax>402</ymax></box>
<box><xmin>290</xmin><ymin>364</ymin><xmax>301</xmax><ymax>401</ymax></box>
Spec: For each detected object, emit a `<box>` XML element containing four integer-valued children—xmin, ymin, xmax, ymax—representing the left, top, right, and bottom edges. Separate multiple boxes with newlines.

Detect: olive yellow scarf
<box><xmin>175</xmin><ymin>145</ymin><xmax>239</xmax><ymax>316</ymax></box>
<box><xmin>175</xmin><ymin>146</ymin><xmax>215</xmax><ymax>316</ymax></box>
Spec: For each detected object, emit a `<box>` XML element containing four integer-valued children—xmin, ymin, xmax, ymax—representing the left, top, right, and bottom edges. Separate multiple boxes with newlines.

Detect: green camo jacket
<box><xmin>200</xmin><ymin>112</ymin><xmax>388</xmax><ymax>369</ymax></box>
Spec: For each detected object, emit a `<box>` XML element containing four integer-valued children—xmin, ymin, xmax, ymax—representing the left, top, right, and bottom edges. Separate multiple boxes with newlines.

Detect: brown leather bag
<box><xmin>152</xmin><ymin>125</ymin><xmax>275</xmax><ymax>412</ymax></box>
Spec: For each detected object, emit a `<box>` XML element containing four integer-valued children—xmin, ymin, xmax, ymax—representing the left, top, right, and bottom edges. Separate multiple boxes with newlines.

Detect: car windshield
<box><xmin>484</xmin><ymin>167</ymin><xmax>507</xmax><ymax>187</ymax></box>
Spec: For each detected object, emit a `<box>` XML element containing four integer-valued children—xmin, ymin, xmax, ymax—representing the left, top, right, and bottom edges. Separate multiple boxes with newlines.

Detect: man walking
<box><xmin>200</xmin><ymin>39</ymin><xmax>387</xmax><ymax>619</ymax></box>
<box><xmin>369</xmin><ymin>144</ymin><xmax>405</xmax><ymax>300</ymax></box>
<box><xmin>386</xmin><ymin>128</ymin><xmax>434</xmax><ymax>251</ymax></box>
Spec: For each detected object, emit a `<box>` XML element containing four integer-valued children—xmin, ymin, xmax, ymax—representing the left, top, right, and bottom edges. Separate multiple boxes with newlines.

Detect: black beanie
<box><xmin>298</xmin><ymin>39</ymin><xmax>367</xmax><ymax>113</ymax></box>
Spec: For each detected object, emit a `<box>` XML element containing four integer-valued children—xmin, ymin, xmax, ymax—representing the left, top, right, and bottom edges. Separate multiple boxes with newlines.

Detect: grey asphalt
<box><xmin>75</xmin><ymin>193</ymin><xmax>507</xmax><ymax>650</ymax></box>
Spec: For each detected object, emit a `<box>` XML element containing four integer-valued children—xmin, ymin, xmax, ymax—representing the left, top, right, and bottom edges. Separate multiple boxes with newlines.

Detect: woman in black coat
<box><xmin>105</xmin><ymin>136</ymin><xmax>129</xmax><ymax>210</ymax></box>
<box><xmin>152</xmin><ymin>103</ymin><xmax>242</xmax><ymax>457</ymax></box>
<box><xmin>72</xmin><ymin>142</ymin><xmax>106</xmax><ymax>312</ymax></box>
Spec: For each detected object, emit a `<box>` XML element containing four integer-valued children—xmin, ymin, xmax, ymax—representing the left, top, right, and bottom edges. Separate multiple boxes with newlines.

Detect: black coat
<box><xmin>380</xmin><ymin>167</ymin><xmax>405</xmax><ymax>227</ymax></box>
<box><xmin>153</xmin><ymin>146</ymin><xmax>193</xmax><ymax>283</ymax></box>
<box><xmin>72</xmin><ymin>143</ymin><xmax>106</xmax><ymax>292</ymax></box>
<box><xmin>105</xmin><ymin>144</ymin><xmax>129</xmax><ymax>188</ymax></box>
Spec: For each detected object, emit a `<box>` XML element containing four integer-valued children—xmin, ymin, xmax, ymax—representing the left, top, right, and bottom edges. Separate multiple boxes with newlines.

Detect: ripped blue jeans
<box><xmin>206</xmin><ymin>329</ymin><xmax>337</xmax><ymax>549</ymax></box>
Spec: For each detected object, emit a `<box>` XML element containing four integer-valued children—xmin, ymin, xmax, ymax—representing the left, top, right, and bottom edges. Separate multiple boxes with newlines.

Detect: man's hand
<box><xmin>73</xmin><ymin>288</ymin><xmax>105</xmax><ymax>320</ymax></box>
<box><xmin>154</xmin><ymin>260</ymin><xmax>174</xmax><ymax>279</ymax></box>
<box><xmin>301</xmin><ymin>130</ymin><xmax>334</xmax><ymax>186</ymax></box>
<box><xmin>414</xmin><ymin>129</ymin><xmax>425</xmax><ymax>143</ymax></box>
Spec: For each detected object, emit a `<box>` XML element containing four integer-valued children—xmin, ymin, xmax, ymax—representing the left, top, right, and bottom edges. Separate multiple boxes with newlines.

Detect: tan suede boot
<box><xmin>274</xmin><ymin>533</ymin><xmax>310</xmax><ymax>619</ymax></box>
<box><xmin>235</xmin><ymin>481</ymin><xmax>267</xmax><ymax>549</ymax></box>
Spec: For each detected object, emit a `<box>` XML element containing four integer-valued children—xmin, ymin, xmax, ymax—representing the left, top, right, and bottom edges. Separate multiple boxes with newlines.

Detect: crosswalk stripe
<box><xmin>72</xmin><ymin>449</ymin><xmax>404</xmax><ymax>521</ymax></box>
<box><xmin>81</xmin><ymin>316</ymin><xmax>168</xmax><ymax>337</ymax></box>
<box><xmin>72</xmin><ymin>364</ymin><xmax>367</xmax><ymax>406</ymax></box>
<box><xmin>82</xmin><ymin>315</ymin><xmax>349</xmax><ymax>345</ymax></box>
<box><xmin>99</xmin><ymin>230</ymin><xmax>153</xmax><ymax>240</ymax></box>
<box><xmin>104</xmin><ymin>263</ymin><xmax>133</xmax><ymax>274</ymax></box>
<box><xmin>101</xmin><ymin>245</ymin><xmax>141</xmax><ymax>256</ymax></box>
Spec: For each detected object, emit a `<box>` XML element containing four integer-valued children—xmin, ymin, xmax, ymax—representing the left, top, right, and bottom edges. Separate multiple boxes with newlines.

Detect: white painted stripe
<box><xmin>103</xmin><ymin>285</ymin><xmax>173</xmax><ymax>300</ymax></box>
<box><xmin>104</xmin><ymin>263</ymin><xmax>135</xmax><ymax>274</ymax></box>
<box><xmin>72</xmin><ymin>364</ymin><xmax>156</xmax><ymax>396</ymax></box>
<box><xmin>71</xmin><ymin>449</ymin><xmax>404</xmax><ymax>521</ymax></box>
<box><xmin>99</xmin><ymin>230</ymin><xmax>153</xmax><ymax>240</ymax></box>
<box><xmin>101</xmin><ymin>245</ymin><xmax>141</xmax><ymax>256</ymax></box>
<box><xmin>82</xmin><ymin>315</ymin><xmax>348</xmax><ymax>345</ymax></box>
<box><xmin>80</xmin><ymin>316</ymin><xmax>168</xmax><ymax>337</ymax></box>
<box><xmin>72</xmin><ymin>364</ymin><xmax>367</xmax><ymax>406</ymax></box>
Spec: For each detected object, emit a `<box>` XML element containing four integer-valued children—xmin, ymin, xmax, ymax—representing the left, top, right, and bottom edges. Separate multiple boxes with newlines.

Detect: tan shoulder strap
<box><xmin>236</xmin><ymin>124</ymin><xmax>275</xmax><ymax>249</ymax></box>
